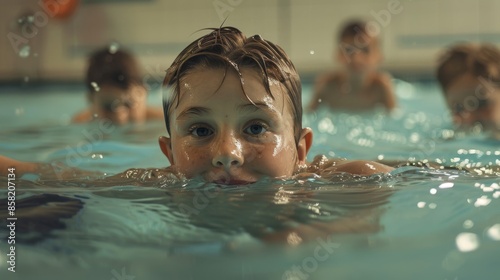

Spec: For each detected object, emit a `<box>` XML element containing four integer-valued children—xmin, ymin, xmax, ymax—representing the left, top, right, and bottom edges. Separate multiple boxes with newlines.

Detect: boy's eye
<box><xmin>361</xmin><ymin>47</ymin><xmax>370</xmax><ymax>54</ymax></box>
<box><xmin>102</xmin><ymin>102</ymin><xmax>114</xmax><ymax>112</ymax></box>
<box><xmin>190</xmin><ymin>126</ymin><xmax>213</xmax><ymax>137</ymax></box>
<box><xmin>477</xmin><ymin>98</ymin><xmax>490</xmax><ymax>109</ymax></box>
<box><xmin>453</xmin><ymin>103</ymin><xmax>465</xmax><ymax>114</ymax></box>
<box><xmin>245</xmin><ymin>124</ymin><xmax>267</xmax><ymax>135</ymax></box>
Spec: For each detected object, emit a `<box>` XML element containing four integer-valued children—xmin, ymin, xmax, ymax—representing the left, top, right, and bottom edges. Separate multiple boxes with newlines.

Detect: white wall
<box><xmin>1</xmin><ymin>0</ymin><xmax>500</xmax><ymax>82</ymax></box>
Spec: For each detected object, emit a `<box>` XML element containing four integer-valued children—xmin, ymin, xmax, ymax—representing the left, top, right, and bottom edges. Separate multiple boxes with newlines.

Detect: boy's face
<box><xmin>337</xmin><ymin>35</ymin><xmax>381</xmax><ymax>73</ymax></box>
<box><xmin>159</xmin><ymin>67</ymin><xmax>312</xmax><ymax>184</ymax></box>
<box><xmin>445</xmin><ymin>73</ymin><xmax>500</xmax><ymax>130</ymax></box>
<box><xmin>90</xmin><ymin>84</ymin><xmax>147</xmax><ymax>125</ymax></box>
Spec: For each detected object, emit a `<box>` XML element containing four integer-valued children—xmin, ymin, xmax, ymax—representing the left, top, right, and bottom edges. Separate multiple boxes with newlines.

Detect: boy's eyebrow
<box><xmin>176</xmin><ymin>102</ymin><xmax>280</xmax><ymax>120</ymax></box>
<box><xmin>237</xmin><ymin>102</ymin><xmax>279</xmax><ymax>114</ymax></box>
<box><xmin>176</xmin><ymin>107</ymin><xmax>211</xmax><ymax>120</ymax></box>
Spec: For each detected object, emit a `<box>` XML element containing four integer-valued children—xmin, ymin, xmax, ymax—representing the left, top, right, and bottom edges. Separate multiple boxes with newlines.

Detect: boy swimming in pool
<box><xmin>436</xmin><ymin>43</ymin><xmax>500</xmax><ymax>136</ymax></box>
<box><xmin>72</xmin><ymin>46</ymin><xmax>163</xmax><ymax>125</ymax></box>
<box><xmin>0</xmin><ymin>27</ymin><xmax>393</xmax><ymax>183</ymax></box>
<box><xmin>307</xmin><ymin>19</ymin><xmax>396</xmax><ymax>112</ymax></box>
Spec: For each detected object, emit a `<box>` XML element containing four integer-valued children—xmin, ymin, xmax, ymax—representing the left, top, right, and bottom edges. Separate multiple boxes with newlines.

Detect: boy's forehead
<box><xmin>178</xmin><ymin>67</ymin><xmax>281</xmax><ymax>98</ymax></box>
<box><xmin>171</xmin><ymin>67</ymin><xmax>292</xmax><ymax>115</ymax></box>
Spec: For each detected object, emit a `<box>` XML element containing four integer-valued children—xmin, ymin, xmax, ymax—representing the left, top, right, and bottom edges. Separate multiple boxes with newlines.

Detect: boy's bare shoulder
<box><xmin>304</xmin><ymin>155</ymin><xmax>394</xmax><ymax>177</ymax></box>
<box><xmin>146</xmin><ymin>107</ymin><xmax>165</xmax><ymax>120</ymax></box>
<box><xmin>315</xmin><ymin>71</ymin><xmax>345</xmax><ymax>86</ymax></box>
<box><xmin>72</xmin><ymin>109</ymin><xmax>92</xmax><ymax>123</ymax></box>
<box><xmin>370</xmin><ymin>71</ymin><xmax>393</xmax><ymax>87</ymax></box>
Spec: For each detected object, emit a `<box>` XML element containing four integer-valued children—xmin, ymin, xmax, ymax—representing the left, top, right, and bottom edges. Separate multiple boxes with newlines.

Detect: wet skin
<box><xmin>159</xmin><ymin>67</ymin><xmax>312</xmax><ymax>185</ymax></box>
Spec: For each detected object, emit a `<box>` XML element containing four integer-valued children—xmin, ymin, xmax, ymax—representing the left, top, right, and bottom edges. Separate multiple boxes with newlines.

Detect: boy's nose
<box><xmin>112</xmin><ymin>106</ymin><xmax>129</xmax><ymax>124</ymax></box>
<box><xmin>212</xmin><ymin>135</ymin><xmax>244</xmax><ymax>169</ymax></box>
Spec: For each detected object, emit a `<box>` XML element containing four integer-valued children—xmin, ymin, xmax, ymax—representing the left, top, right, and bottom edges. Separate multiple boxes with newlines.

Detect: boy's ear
<box><xmin>158</xmin><ymin>136</ymin><xmax>174</xmax><ymax>165</ymax></box>
<box><xmin>297</xmin><ymin>127</ymin><xmax>313</xmax><ymax>164</ymax></box>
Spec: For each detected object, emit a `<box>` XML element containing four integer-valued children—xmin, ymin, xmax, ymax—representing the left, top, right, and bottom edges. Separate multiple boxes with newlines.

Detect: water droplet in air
<box><xmin>109</xmin><ymin>42</ymin><xmax>120</xmax><ymax>54</ymax></box>
<box><xmin>309</xmin><ymin>50</ymin><xmax>315</xmax><ymax>55</ymax></box>
<box><xmin>90</xmin><ymin>82</ymin><xmax>100</xmax><ymax>92</ymax></box>
<box><xmin>19</xmin><ymin>45</ymin><xmax>30</xmax><ymax>58</ymax></box>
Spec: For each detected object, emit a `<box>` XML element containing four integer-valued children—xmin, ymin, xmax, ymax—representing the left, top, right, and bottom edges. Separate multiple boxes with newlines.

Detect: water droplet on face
<box><xmin>109</xmin><ymin>42</ymin><xmax>120</xmax><ymax>54</ymax></box>
<box><xmin>19</xmin><ymin>45</ymin><xmax>30</xmax><ymax>58</ymax></box>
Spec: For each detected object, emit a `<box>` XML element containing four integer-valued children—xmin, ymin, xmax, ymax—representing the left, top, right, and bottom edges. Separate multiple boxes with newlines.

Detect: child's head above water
<box><xmin>437</xmin><ymin>43</ymin><xmax>500</xmax><ymax>130</ymax></box>
<box><xmin>336</xmin><ymin>19</ymin><xmax>382</xmax><ymax>73</ymax></box>
<box><xmin>159</xmin><ymin>27</ymin><xmax>313</xmax><ymax>184</ymax></box>
<box><xmin>84</xmin><ymin>47</ymin><xmax>148</xmax><ymax>124</ymax></box>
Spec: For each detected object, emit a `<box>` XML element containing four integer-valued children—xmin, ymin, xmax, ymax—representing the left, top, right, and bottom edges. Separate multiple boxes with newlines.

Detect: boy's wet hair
<box><xmin>338</xmin><ymin>20</ymin><xmax>370</xmax><ymax>41</ymax></box>
<box><xmin>437</xmin><ymin>43</ymin><xmax>500</xmax><ymax>92</ymax></box>
<box><xmin>86</xmin><ymin>47</ymin><xmax>142</xmax><ymax>94</ymax></box>
<box><xmin>162</xmin><ymin>26</ymin><xmax>303</xmax><ymax>143</ymax></box>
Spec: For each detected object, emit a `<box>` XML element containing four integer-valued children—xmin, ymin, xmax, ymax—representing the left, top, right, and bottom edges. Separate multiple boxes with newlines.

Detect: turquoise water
<box><xmin>0</xmin><ymin>81</ymin><xmax>499</xmax><ymax>280</ymax></box>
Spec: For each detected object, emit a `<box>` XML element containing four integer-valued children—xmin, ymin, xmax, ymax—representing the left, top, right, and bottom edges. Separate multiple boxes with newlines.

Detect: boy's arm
<box><xmin>0</xmin><ymin>155</ymin><xmax>105</xmax><ymax>181</ymax></box>
<box><xmin>375</xmin><ymin>73</ymin><xmax>396</xmax><ymax>111</ymax></box>
<box><xmin>71</xmin><ymin>109</ymin><xmax>92</xmax><ymax>123</ymax></box>
<box><xmin>0</xmin><ymin>155</ymin><xmax>38</xmax><ymax>177</ymax></box>
<box><xmin>1</xmin><ymin>154</ymin><xmax>184</xmax><ymax>185</ymax></box>
<box><xmin>304</xmin><ymin>155</ymin><xmax>394</xmax><ymax>178</ymax></box>
<box><xmin>307</xmin><ymin>73</ymin><xmax>336</xmax><ymax>112</ymax></box>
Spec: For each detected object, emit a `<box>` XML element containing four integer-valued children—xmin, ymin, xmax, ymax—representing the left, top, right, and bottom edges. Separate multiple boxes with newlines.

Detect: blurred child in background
<box><xmin>436</xmin><ymin>42</ymin><xmax>500</xmax><ymax>137</ymax></box>
<box><xmin>72</xmin><ymin>46</ymin><xmax>163</xmax><ymax>125</ymax></box>
<box><xmin>307</xmin><ymin>19</ymin><xmax>396</xmax><ymax>112</ymax></box>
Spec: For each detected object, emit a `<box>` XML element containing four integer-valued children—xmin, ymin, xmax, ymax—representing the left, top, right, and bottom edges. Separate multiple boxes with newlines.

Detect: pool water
<box><xmin>0</xmin><ymin>80</ymin><xmax>499</xmax><ymax>280</ymax></box>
